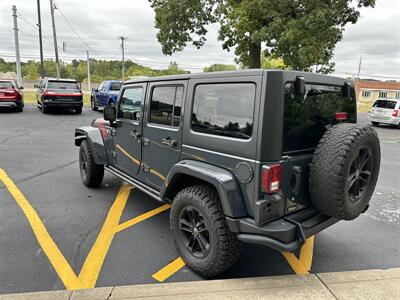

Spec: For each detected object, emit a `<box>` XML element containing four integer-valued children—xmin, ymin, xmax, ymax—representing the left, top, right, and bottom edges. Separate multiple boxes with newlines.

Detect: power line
<box><xmin>53</xmin><ymin>1</ymin><xmax>98</xmax><ymax>55</ymax></box>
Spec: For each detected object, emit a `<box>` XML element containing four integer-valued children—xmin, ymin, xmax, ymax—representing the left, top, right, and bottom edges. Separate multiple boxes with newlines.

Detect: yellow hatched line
<box><xmin>152</xmin><ymin>257</ymin><xmax>185</xmax><ymax>282</ymax></box>
<box><xmin>78</xmin><ymin>183</ymin><xmax>132</xmax><ymax>288</ymax></box>
<box><xmin>116</xmin><ymin>144</ymin><xmax>140</xmax><ymax>165</ymax></box>
<box><xmin>0</xmin><ymin>168</ymin><xmax>171</xmax><ymax>290</ymax></box>
<box><xmin>282</xmin><ymin>236</ymin><xmax>315</xmax><ymax>275</ymax></box>
<box><xmin>0</xmin><ymin>168</ymin><xmax>81</xmax><ymax>289</ymax></box>
<box><xmin>115</xmin><ymin>204</ymin><xmax>171</xmax><ymax>233</ymax></box>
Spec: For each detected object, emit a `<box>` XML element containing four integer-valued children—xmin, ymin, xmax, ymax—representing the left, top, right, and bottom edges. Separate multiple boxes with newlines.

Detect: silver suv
<box><xmin>368</xmin><ymin>98</ymin><xmax>400</xmax><ymax>128</ymax></box>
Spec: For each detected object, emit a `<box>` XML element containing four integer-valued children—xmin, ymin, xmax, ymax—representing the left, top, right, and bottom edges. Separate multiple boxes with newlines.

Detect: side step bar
<box><xmin>105</xmin><ymin>165</ymin><xmax>163</xmax><ymax>202</ymax></box>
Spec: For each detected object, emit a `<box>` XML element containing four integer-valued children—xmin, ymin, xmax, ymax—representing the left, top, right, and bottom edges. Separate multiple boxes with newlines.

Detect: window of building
<box><xmin>379</xmin><ymin>91</ymin><xmax>388</xmax><ymax>98</ymax></box>
<box><xmin>192</xmin><ymin>83</ymin><xmax>255</xmax><ymax>140</ymax></box>
<box><xmin>149</xmin><ymin>86</ymin><xmax>183</xmax><ymax>127</ymax></box>
<box><xmin>118</xmin><ymin>87</ymin><xmax>143</xmax><ymax>120</ymax></box>
<box><xmin>395</xmin><ymin>92</ymin><xmax>400</xmax><ymax>99</ymax></box>
<box><xmin>361</xmin><ymin>90</ymin><xmax>371</xmax><ymax>98</ymax></box>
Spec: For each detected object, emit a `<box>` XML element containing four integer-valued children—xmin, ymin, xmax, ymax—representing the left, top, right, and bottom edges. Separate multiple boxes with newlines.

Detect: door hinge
<box><xmin>142</xmin><ymin>164</ymin><xmax>150</xmax><ymax>173</ymax></box>
<box><xmin>111</xmin><ymin>129</ymin><xmax>117</xmax><ymax>136</ymax></box>
<box><xmin>111</xmin><ymin>151</ymin><xmax>117</xmax><ymax>158</ymax></box>
<box><xmin>143</xmin><ymin>138</ymin><xmax>150</xmax><ymax>146</ymax></box>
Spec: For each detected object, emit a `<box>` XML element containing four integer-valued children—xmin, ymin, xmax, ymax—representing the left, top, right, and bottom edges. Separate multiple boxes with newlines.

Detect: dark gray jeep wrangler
<box><xmin>75</xmin><ymin>70</ymin><xmax>380</xmax><ymax>277</ymax></box>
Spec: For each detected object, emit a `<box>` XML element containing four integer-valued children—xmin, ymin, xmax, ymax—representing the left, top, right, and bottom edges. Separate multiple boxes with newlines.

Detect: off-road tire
<box><xmin>310</xmin><ymin>124</ymin><xmax>380</xmax><ymax>220</ymax></box>
<box><xmin>371</xmin><ymin>121</ymin><xmax>379</xmax><ymax>126</ymax></box>
<box><xmin>170</xmin><ymin>185</ymin><xmax>241</xmax><ymax>278</ymax></box>
<box><xmin>79</xmin><ymin>140</ymin><xmax>104</xmax><ymax>188</ymax></box>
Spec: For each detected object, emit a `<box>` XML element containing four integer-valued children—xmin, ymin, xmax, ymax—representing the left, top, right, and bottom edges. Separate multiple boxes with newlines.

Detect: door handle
<box><xmin>129</xmin><ymin>130</ymin><xmax>141</xmax><ymax>139</ymax></box>
<box><xmin>161</xmin><ymin>137</ymin><xmax>176</xmax><ymax>147</ymax></box>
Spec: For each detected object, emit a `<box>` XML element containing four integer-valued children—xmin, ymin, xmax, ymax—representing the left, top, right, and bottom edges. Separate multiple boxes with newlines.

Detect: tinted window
<box><xmin>283</xmin><ymin>83</ymin><xmax>356</xmax><ymax>153</ymax></box>
<box><xmin>192</xmin><ymin>83</ymin><xmax>255</xmax><ymax>140</ymax></box>
<box><xmin>118</xmin><ymin>87</ymin><xmax>143</xmax><ymax>120</ymax></box>
<box><xmin>47</xmin><ymin>81</ymin><xmax>79</xmax><ymax>90</ymax></box>
<box><xmin>0</xmin><ymin>82</ymin><xmax>13</xmax><ymax>89</ymax></box>
<box><xmin>110</xmin><ymin>82</ymin><xmax>122</xmax><ymax>91</ymax></box>
<box><xmin>150</xmin><ymin>86</ymin><xmax>183</xmax><ymax>127</ymax></box>
<box><xmin>373</xmin><ymin>100</ymin><xmax>396</xmax><ymax>109</ymax></box>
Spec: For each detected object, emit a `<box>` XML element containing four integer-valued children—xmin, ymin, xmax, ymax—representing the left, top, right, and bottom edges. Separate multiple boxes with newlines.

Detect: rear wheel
<box><xmin>79</xmin><ymin>140</ymin><xmax>104</xmax><ymax>188</ymax></box>
<box><xmin>371</xmin><ymin>121</ymin><xmax>379</xmax><ymax>126</ymax></box>
<box><xmin>16</xmin><ymin>103</ymin><xmax>23</xmax><ymax>112</ymax></box>
<box><xmin>41</xmin><ymin>103</ymin><xmax>49</xmax><ymax>114</ymax></box>
<box><xmin>75</xmin><ymin>106</ymin><xmax>82</xmax><ymax>114</ymax></box>
<box><xmin>170</xmin><ymin>185</ymin><xmax>241</xmax><ymax>278</ymax></box>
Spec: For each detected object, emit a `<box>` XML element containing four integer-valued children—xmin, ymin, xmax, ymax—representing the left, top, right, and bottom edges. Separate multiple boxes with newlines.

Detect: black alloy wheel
<box><xmin>348</xmin><ymin>147</ymin><xmax>373</xmax><ymax>203</ymax></box>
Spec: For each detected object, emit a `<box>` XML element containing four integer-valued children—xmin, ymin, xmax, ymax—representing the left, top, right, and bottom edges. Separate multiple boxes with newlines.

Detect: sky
<box><xmin>0</xmin><ymin>0</ymin><xmax>399</xmax><ymax>80</ymax></box>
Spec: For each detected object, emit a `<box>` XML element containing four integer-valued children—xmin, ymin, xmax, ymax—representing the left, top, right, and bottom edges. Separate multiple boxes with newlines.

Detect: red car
<box><xmin>0</xmin><ymin>80</ymin><xmax>24</xmax><ymax>112</ymax></box>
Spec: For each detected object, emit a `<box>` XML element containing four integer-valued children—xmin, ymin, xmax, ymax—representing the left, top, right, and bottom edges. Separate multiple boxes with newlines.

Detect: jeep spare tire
<box><xmin>310</xmin><ymin>123</ymin><xmax>380</xmax><ymax>220</ymax></box>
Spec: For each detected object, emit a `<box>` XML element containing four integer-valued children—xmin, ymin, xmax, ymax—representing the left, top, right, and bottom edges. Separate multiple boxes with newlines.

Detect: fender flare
<box><xmin>75</xmin><ymin>126</ymin><xmax>108</xmax><ymax>165</ymax></box>
<box><xmin>161</xmin><ymin>160</ymin><xmax>247</xmax><ymax>218</ymax></box>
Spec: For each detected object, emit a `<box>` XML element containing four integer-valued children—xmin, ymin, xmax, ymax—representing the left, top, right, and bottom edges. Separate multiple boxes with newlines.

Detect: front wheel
<box><xmin>91</xmin><ymin>98</ymin><xmax>98</xmax><ymax>111</ymax></box>
<box><xmin>170</xmin><ymin>185</ymin><xmax>241</xmax><ymax>278</ymax></box>
<box><xmin>79</xmin><ymin>140</ymin><xmax>104</xmax><ymax>188</ymax></box>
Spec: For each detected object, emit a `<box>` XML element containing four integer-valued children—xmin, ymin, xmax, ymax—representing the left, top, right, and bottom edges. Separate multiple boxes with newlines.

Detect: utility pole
<box><xmin>36</xmin><ymin>0</ymin><xmax>45</xmax><ymax>78</ymax></box>
<box><xmin>12</xmin><ymin>6</ymin><xmax>23</xmax><ymax>88</ymax></box>
<box><xmin>356</xmin><ymin>55</ymin><xmax>362</xmax><ymax>80</ymax></box>
<box><xmin>50</xmin><ymin>0</ymin><xmax>60</xmax><ymax>78</ymax></box>
<box><xmin>119</xmin><ymin>36</ymin><xmax>127</xmax><ymax>80</ymax></box>
<box><xmin>87</xmin><ymin>50</ymin><xmax>91</xmax><ymax>92</ymax></box>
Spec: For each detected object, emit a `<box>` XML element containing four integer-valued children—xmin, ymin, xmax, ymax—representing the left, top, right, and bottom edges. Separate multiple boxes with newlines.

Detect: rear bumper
<box><xmin>0</xmin><ymin>101</ymin><xmax>19</xmax><ymax>108</ymax></box>
<box><xmin>43</xmin><ymin>100</ymin><xmax>83</xmax><ymax>108</ymax></box>
<box><xmin>226</xmin><ymin>207</ymin><xmax>339</xmax><ymax>252</ymax></box>
<box><xmin>368</xmin><ymin>115</ymin><xmax>400</xmax><ymax>126</ymax></box>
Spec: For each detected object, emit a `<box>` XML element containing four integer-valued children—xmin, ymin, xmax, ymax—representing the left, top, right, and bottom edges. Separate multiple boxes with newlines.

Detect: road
<box><xmin>0</xmin><ymin>107</ymin><xmax>399</xmax><ymax>294</ymax></box>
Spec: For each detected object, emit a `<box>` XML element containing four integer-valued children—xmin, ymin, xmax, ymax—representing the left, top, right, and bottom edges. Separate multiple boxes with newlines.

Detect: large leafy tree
<box><xmin>149</xmin><ymin>0</ymin><xmax>375</xmax><ymax>72</ymax></box>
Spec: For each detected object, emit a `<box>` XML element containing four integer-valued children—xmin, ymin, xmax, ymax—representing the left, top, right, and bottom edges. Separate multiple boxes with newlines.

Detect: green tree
<box><xmin>261</xmin><ymin>55</ymin><xmax>285</xmax><ymax>70</ymax></box>
<box><xmin>203</xmin><ymin>64</ymin><xmax>237</xmax><ymax>72</ymax></box>
<box><xmin>149</xmin><ymin>0</ymin><xmax>375</xmax><ymax>71</ymax></box>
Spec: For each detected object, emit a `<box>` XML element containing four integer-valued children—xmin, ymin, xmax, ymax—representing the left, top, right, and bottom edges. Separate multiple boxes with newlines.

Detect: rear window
<box><xmin>110</xmin><ymin>82</ymin><xmax>122</xmax><ymax>91</ymax></box>
<box><xmin>47</xmin><ymin>81</ymin><xmax>79</xmax><ymax>90</ymax></box>
<box><xmin>0</xmin><ymin>82</ymin><xmax>13</xmax><ymax>89</ymax></box>
<box><xmin>373</xmin><ymin>100</ymin><xmax>396</xmax><ymax>109</ymax></box>
<box><xmin>192</xmin><ymin>83</ymin><xmax>255</xmax><ymax>140</ymax></box>
<box><xmin>283</xmin><ymin>83</ymin><xmax>356</xmax><ymax>153</ymax></box>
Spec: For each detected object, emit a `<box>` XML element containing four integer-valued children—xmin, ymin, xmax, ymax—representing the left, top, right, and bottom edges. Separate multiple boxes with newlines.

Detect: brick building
<box><xmin>355</xmin><ymin>79</ymin><xmax>400</xmax><ymax>102</ymax></box>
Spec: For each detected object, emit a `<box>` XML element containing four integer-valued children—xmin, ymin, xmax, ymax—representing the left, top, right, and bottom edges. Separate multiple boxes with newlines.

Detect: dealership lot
<box><xmin>0</xmin><ymin>107</ymin><xmax>399</xmax><ymax>294</ymax></box>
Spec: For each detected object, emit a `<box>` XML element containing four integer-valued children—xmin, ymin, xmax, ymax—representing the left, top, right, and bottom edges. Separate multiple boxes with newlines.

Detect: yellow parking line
<box><xmin>115</xmin><ymin>204</ymin><xmax>171</xmax><ymax>233</ymax></box>
<box><xmin>78</xmin><ymin>183</ymin><xmax>132</xmax><ymax>288</ymax></box>
<box><xmin>152</xmin><ymin>257</ymin><xmax>186</xmax><ymax>282</ymax></box>
<box><xmin>282</xmin><ymin>236</ymin><xmax>315</xmax><ymax>275</ymax></box>
<box><xmin>0</xmin><ymin>168</ymin><xmax>81</xmax><ymax>289</ymax></box>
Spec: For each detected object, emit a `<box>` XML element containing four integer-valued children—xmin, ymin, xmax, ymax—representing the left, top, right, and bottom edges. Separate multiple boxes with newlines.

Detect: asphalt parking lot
<box><xmin>0</xmin><ymin>107</ymin><xmax>399</xmax><ymax>294</ymax></box>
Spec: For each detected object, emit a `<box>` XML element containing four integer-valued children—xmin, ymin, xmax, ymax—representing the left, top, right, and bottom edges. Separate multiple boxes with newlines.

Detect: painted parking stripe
<box><xmin>152</xmin><ymin>257</ymin><xmax>186</xmax><ymax>282</ymax></box>
<box><xmin>0</xmin><ymin>168</ymin><xmax>171</xmax><ymax>290</ymax></box>
<box><xmin>152</xmin><ymin>236</ymin><xmax>316</xmax><ymax>281</ymax></box>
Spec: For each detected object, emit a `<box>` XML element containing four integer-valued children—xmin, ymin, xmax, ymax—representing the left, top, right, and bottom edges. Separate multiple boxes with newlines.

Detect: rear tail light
<box><xmin>335</xmin><ymin>112</ymin><xmax>348</xmax><ymax>121</ymax></box>
<box><xmin>4</xmin><ymin>89</ymin><xmax>17</xmax><ymax>96</ymax></box>
<box><xmin>261</xmin><ymin>164</ymin><xmax>281</xmax><ymax>194</ymax></box>
<box><xmin>392</xmin><ymin>110</ymin><xmax>399</xmax><ymax>117</ymax></box>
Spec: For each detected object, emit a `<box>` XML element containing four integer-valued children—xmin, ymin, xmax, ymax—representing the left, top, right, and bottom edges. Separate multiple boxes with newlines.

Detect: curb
<box><xmin>1</xmin><ymin>268</ymin><xmax>399</xmax><ymax>300</ymax></box>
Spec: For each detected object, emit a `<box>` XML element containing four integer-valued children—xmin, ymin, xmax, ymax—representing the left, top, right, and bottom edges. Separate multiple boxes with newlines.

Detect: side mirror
<box><xmin>34</xmin><ymin>84</ymin><xmax>39</xmax><ymax>88</ymax></box>
<box><xmin>295</xmin><ymin>76</ymin><xmax>305</xmax><ymax>95</ymax></box>
<box><xmin>19</xmin><ymin>86</ymin><xmax>24</xmax><ymax>90</ymax></box>
<box><xmin>104</xmin><ymin>106</ymin><xmax>116</xmax><ymax>123</ymax></box>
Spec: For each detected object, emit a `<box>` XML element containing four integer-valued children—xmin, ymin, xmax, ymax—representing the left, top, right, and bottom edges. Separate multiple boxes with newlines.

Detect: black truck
<box><xmin>36</xmin><ymin>78</ymin><xmax>83</xmax><ymax>114</ymax></box>
<box><xmin>75</xmin><ymin>70</ymin><xmax>380</xmax><ymax>277</ymax></box>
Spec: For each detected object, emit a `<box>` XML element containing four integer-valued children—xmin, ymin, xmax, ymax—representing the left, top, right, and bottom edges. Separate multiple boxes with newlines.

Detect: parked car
<box><xmin>368</xmin><ymin>98</ymin><xmax>400</xmax><ymax>128</ymax></box>
<box><xmin>91</xmin><ymin>80</ymin><xmax>122</xmax><ymax>111</ymax></box>
<box><xmin>36</xmin><ymin>78</ymin><xmax>83</xmax><ymax>114</ymax></box>
<box><xmin>75</xmin><ymin>70</ymin><xmax>381</xmax><ymax>277</ymax></box>
<box><xmin>0</xmin><ymin>79</ymin><xmax>24</xmax><ymax>112</ymax></box>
